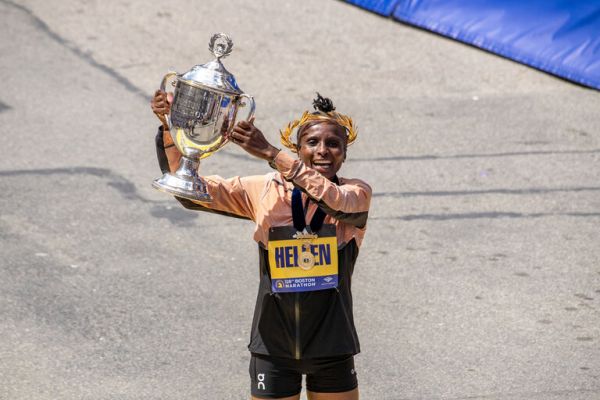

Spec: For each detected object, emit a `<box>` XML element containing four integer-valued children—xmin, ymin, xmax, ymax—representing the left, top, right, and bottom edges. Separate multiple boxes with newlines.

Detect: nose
<box><xmin>316</xmin><ymin>141</ymin><xmax>329</xmax><ymax>156</ymax></box>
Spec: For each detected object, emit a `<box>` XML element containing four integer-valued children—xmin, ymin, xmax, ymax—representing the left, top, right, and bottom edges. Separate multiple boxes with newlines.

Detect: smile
<box><xmin>312</xmin><ymin>161</ymin><xmax>332</xmax><ymax>166</ymax></box>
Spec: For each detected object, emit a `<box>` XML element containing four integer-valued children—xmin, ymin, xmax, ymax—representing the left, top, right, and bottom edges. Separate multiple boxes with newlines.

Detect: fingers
<box><xmin>153</xmin><ymin>94</ymin><xmax>168</xmax><ymax>106</ymax></box>
<box><xmin>236</xmin><ymin>120</ymin><xmax>251</xmax><ymax>129</ymax></box>
<box><xmin>151</xmin><ymin>90</ymin><xmax>171</xmax><ymax>129</ymax></box>
<box><xmin>232</xmin><ymin>119</ymin><xmax>253</xmax><ymax>135</ymax></box>
<box><xmin>229</xmin><ymin>127</ymin><xmax>249</xmax><ymax>145</ymax></box>
<box><xmin>229</xmin><ymin>121</ymin><xmax>257</xmax><ymax>145</ymax></box>
<box><xmin>151</xmin><ymin>90</ymin><xmax>171</xmax><ymax>116</ymax></box>
<box><xmin>236</xmin><ymin>116</ymin><xmax>255</xmax><ymax>129</ymax></box>
<box><xmin>229</xmin><ymin>122</ymin><xmax>276</xmax><ymax>161</ymax></box>
<box><xmin>228</xmin><ymin>132</ymin><xmax>244</xmax><ymax>146</ymax></box>
<box><xmin>153</xmin><ymin>90</ymin><xmax>167</xmax><ymax>103</ymax></box>
<box><xmin>152</xmin><ymin>90</ymin><xmax>169</xmax><ymax>103</ymax></box>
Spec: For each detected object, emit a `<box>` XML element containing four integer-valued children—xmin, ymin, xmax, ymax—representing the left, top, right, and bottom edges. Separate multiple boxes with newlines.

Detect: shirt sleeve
<box><xmin>272</xmin><ymin>151</ymin><xmax>372</xmax><ymax>214</ymax></box>
<box><xmin>189</xmin><ymin>174</ymin><xmax>266</xmax><ymax>221</ymax></box>
<box><xmin>155</xmin><ymin>126</ymin><xmax>265</xmax><ymax>221</ymax></box>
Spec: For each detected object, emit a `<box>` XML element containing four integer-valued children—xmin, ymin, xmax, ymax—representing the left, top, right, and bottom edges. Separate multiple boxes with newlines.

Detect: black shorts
<box><xmin>249</xmin><ymin>353</ymin><xmax>357</xmax><ymax>399</ymax></box>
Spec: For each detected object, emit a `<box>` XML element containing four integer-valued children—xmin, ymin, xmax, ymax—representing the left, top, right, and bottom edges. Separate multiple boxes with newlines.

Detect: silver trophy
<box><xmin>152</xmin><ymin>33</ymin><xmax>256</xmax><ymax>201</ymax></box>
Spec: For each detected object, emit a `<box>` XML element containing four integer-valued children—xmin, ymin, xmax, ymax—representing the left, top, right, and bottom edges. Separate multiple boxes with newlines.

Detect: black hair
<box><xmin>312</xmin><ymin>92</ymin><xmax>336</xmax><ymax>113</ymax></box>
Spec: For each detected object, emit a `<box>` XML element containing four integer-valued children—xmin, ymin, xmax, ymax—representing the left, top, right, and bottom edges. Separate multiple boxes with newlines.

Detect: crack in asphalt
<box><xmin>222</xmin><ymin>147</ymin><xmax>600</xmax><ymax>165</ymax></box>
<box><xmin>350</xmin><ymin>148</ymin><xmax>600</xmax><ymax>162</ymax></box>
<box><xmin>2</xmin><ymin>167</ymin><xmax>599</xmax><ymax>222</ymax></box>
<box><xmin>374</xmin><ymin>186</ymin><xmax>600</xmax><ymax>198</ymax></box>
<box><xmin>0</xmin><ymin>166</ymin><xmax>156</xmax><ymax>203</ymax></box>
<box><xmin>373</xmin><ymin>211</ymin><xmax>600</xmax><ymax>221</ymax></box>
<box><xmin>0</xmin><ymin>167</ymin><xmax>202</xmax><ymax>226</ymax></box>
<box><xmin>0</xmin><ymin>0</ymin><xmax>149</xmax><ymax>101</ymax></box>
<box><xmin>0</xmin><ymin>100</ymin><xmax>10</xmax><ymax>113</ymax></box>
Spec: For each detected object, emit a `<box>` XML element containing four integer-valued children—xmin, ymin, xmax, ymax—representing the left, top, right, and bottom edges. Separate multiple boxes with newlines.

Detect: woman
<box><xmin>152</xmin><ymin>91</ymin><xmax>371</xmax><ymax>400</ymax></box>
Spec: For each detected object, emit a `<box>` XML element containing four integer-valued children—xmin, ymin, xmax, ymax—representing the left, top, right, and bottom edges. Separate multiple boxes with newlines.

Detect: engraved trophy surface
<box><xmin>152</xmin><ymin>33</ymin><xmax>256</xmax><ymax>201</ymax></box>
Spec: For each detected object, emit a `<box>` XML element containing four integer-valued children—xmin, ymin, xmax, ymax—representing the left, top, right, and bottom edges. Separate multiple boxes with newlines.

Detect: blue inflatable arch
<box><xmin>345</xmin><ymin>0</ymin><xmax>600</xmax><ymax>90</ymax></box>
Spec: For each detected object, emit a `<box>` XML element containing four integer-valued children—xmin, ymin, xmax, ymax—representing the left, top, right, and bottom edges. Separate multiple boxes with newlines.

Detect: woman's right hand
<box><xmin>151</xmin><ymin>90</ymin><xmax>172</xmax><ymax>129</ymax></box>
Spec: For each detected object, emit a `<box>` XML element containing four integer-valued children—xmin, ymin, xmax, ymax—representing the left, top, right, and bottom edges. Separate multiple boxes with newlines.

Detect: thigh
<box><xmin>307</xmin><ymin>388</ymin><xmax>358</xmax><ymax>400</ymax></box>
<box><xmin>305</xmin><ymin>355</ymin><xmax>358</xmax><ymax>396</ymax></box>
<box><xmin>249</xmin><ymin>354</ymin><xmax>302</xmax><ymax>399</ymax></box>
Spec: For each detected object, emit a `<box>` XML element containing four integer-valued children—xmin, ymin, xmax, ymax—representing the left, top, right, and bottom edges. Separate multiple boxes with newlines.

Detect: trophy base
<box><xmin>152</xmin><ymin>157</ymin><xmax>212</xmax><ymax>202</ymax></box>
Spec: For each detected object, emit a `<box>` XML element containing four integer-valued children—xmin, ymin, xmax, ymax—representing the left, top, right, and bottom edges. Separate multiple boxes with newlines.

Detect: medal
<box><xmin>293</xmin><ymin>230</ymin><xmax>318</xmax><ymax>271</ymax></box>
<box><xmin>299</xmin><ymin>242</ymin><xmax>315</xmax><ymax>270</ymax></box>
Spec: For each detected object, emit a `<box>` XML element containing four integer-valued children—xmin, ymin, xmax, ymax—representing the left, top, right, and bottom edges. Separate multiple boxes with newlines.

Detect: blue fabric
<box><xmin>393</xmin><ymin>0</ymin><xmax>600</xmax><ymax>89</ymax></box>
<box><xmin>344</xmin><ymin>0</ymin><xmax>400</xmax><ymax>16</ymax></box>
<box><xmin>345</xmin><ymin>0</ymin><xmax>600</xmax><ymax>89</ymax></box>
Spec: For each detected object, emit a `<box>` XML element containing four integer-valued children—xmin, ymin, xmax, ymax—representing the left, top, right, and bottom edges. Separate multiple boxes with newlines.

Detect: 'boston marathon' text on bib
<box><xmin>268</xmin><ymin>225</ymin><xmax>338</xmax><ymax>293</ymax></box>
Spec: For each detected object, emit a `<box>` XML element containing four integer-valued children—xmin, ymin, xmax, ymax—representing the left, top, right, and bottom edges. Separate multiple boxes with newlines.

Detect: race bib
<box><xmin>267</xmin><ymin>225</ymin><xmax>338</xmax><ymax>293</ymax></box>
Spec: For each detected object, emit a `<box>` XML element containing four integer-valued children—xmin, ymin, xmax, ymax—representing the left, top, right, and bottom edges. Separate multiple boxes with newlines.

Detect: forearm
<box><xmin>272</xmin><ymin>152</ymin><xmax>371</xmax><ymax>214</ymax></box>
<box><xmin>175</xmin><ymin>196</ymin><xmax>251</xmax><ymax>220</ymax></box>
<box><xmin>155</xmin><ymin>126</ymin><xmax>182</xmax><ymax>173</ymax></box>
<box><xmin>316</xmin><ymin>200</ymin><xmax>369</xmax><ymax>229</ymax></box>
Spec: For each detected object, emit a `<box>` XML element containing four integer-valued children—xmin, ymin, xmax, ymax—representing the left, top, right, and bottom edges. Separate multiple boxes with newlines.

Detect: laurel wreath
<box><xmin>280</xmin><ymin>111</ymin><xmax>357</xmax><ymax>153</ymax></box>
<box><xmin>208</xmin><ymin>33</ymin><xmax>233</xmax><ymax>59</ymax></box>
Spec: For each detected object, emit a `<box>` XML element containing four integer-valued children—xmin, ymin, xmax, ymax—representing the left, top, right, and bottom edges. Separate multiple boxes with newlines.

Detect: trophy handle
<box><xmin>160</xmin><ymin>71</ymin><xmax>178</xmax><ymax>93</ymax></box>
<box><xmin>237</xmin><ymin>94</ymin><xmax>256</xmax><ymax>122</ymax></box>
<box><xmin>158</xmin><ymin>71</ymin><xmax>178</xmax><ymax>141</ymax></box>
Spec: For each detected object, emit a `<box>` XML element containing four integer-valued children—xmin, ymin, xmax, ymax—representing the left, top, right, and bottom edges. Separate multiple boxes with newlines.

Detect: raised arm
<box><xmin>151</xmin><ymin>90</ymin><xmax>261</xmax><ymax>220</ymax></box>
<box><xmin>228</xmin><ymin>118</ymin><xmax>371</xmax><ymax>228</ymax></box>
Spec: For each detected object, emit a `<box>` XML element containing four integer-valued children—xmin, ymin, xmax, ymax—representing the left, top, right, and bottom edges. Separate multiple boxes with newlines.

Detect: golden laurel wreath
<box><xmin>280</xmin><ymin>111</ymin><xmax>358</xmax><ymax>153</ymax></box>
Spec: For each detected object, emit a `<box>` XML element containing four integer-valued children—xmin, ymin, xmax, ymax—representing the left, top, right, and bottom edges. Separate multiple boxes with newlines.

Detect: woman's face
<box><xmin>297</xmin><ymin>122</ymin><xmax>347</xmax><ymax>179</ymax></box>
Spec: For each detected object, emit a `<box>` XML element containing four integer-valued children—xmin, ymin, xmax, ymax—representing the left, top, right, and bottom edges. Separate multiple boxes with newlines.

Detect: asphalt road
<box><xmin>1</xmin><ymin>1</ymin><xmax>599</xmax><ymax>399</ymax></box>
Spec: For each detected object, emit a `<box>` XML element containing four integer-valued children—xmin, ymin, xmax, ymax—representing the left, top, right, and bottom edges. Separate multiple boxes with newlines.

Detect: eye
<box><xmin>326</xmin><ymin>140</ymin><xmax>341</xmax><ymax>148</ymax></box>
<box><xmin>306</xmin><ymin>138</ymin><xmax>318</xmax><ymax>146</ymax></box>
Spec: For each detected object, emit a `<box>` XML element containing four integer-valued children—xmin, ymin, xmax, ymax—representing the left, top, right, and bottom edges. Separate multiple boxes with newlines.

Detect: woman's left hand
<box><xmin>230</xmin><ymin>118</ymin><xmax>280</xmax><ymax>162</ymax></box>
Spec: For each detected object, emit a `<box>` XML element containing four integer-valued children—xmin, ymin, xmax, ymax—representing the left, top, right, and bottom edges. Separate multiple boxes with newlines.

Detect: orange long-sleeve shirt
<box><xmin>192</xmin><ymin>151</ymin><xmax>371</xmax><ymax>248</ymax></box>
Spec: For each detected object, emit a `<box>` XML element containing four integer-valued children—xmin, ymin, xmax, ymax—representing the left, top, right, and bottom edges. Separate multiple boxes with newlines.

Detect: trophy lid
<box><xmin>180</xmin><ymin>33</ymin><xmax>243</xmax><ymax>95</ymax></box>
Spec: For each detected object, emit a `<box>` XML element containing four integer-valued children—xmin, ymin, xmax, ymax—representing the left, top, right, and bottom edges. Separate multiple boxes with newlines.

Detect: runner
<box><xmin>151</xmin><ymin>92</ymin><xmax>371</xmax><ymax>400</ymax></box>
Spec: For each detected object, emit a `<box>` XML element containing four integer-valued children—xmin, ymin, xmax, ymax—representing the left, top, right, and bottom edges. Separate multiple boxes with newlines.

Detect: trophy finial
<box><xmin>209</xmin><ymin>33</ymin><xmax>233</xmax><ymax>59</ymax></box>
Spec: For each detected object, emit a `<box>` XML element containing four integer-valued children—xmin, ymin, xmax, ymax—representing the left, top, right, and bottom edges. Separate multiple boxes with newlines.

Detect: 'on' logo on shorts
<box><xmin>257</xmin><ymin>373</ymin><xmax>266</xmax><ymax>390</ymax></box>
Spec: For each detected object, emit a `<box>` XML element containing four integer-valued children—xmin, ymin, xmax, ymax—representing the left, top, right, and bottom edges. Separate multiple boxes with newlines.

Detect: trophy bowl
<box><xmin>152</xmin><ymin>33</ymin><xmax>256</xmax><ymax>201</ymax></box>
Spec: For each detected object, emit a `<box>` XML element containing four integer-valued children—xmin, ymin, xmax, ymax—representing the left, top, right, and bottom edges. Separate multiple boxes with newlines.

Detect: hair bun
<box><xmin>312</xmin><ymin>92</ymin><xmax>336</xmax><ymax>113</ymax></box>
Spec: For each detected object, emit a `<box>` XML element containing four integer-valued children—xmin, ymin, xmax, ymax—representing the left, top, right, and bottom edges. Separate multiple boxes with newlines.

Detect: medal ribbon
<box><xmin>291</xmin><ymin>176</ymin><xmax>339</xmax><ymax>233</ymax></box>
